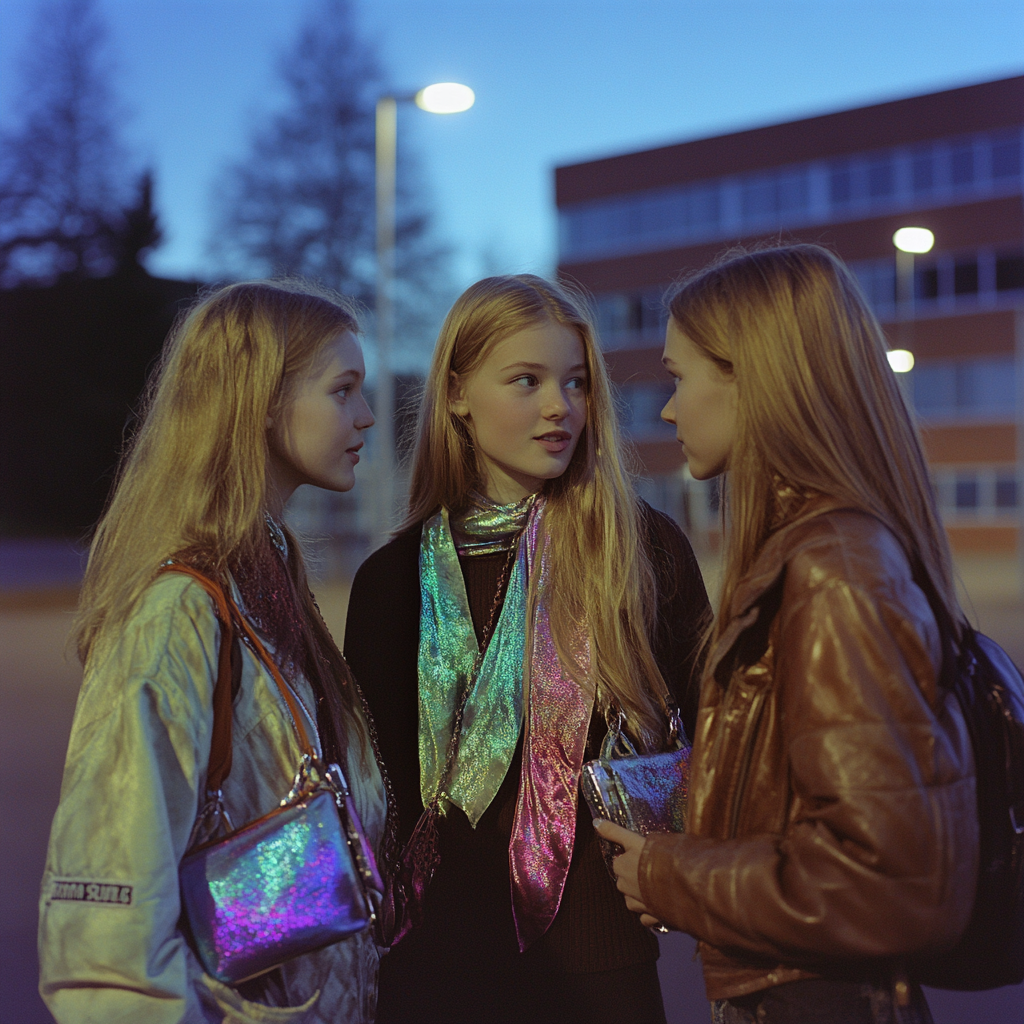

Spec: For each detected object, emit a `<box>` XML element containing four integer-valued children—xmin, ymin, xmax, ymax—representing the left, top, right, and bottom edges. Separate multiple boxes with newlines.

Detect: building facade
<box><xmin>556</xmin><ymin>76</ymin><xmax>1024</xmax><ymax>557</ymax></box>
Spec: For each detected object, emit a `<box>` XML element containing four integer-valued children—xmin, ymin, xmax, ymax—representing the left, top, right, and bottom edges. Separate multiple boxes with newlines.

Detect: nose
<box><xmin>660</xmin><ymin>393</ymin><xmax>675</xmax><ymax>425</ymax></box>
<box><xmin>356</xmin><ymin>394</ymin><xmax>375</xmax><ymax>430</ymax></box>
<box><xmin>542</xmin><ymin>382</ymin><xmax>572</xmax><ymax>420</ymax></box>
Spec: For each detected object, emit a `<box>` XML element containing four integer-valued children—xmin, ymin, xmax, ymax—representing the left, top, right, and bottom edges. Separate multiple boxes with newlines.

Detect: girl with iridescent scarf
<box><xmin>344</xmin><ymin>274</ymin><xmax>711</xmax><ymax>1024</ymax></box>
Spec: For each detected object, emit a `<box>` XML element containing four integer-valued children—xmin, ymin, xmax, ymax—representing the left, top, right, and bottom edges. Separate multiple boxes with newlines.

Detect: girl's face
<box><xmin>267</xmin><ymin>331</ymin><xmax>374</xmax><ymax>506</ymax></box>
<box><xmin>452</xmin><ymin>320</ymin><xmax>587</xmax><ymax>504</ymax></box>
<box><xmin>661</xmin><ymin>319</ymin><xmax>738</xmax><ymax>480</ymax></box>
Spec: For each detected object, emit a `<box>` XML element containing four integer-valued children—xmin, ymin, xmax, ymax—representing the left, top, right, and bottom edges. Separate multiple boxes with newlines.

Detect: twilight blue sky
<box><xmin>1</xmin><ymin>0</ymin><xmax>1021</xmax><ymax>292</ymax></box>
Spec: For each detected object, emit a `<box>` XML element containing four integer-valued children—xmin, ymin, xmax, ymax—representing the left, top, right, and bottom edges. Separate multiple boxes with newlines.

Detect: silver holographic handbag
<box><xmin>581</xmin><ymin>705</ymin><xmax>691</xmax><ymax>876</ymax></box>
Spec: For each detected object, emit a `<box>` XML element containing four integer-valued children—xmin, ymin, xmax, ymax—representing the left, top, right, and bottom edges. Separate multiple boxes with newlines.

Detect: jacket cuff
<box><xmin>639</xmin><ymin>832</ymin><xmax>695</xmax><ymax>931</ymax></box>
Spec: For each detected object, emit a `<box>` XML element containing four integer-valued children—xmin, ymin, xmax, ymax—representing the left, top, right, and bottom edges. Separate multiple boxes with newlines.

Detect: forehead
<box><xmin>663</xmin><ymin>320</ymin><xmax>699</xmax><ymax>359</ymax></box>
<box><xmin>313</xmin><ymin>330</ymin><xmax>364</xmax><ymax>374</ymax></box>
<box><xmin>481</xmin><ymin>321</ymin><xmax>585</xmax><ymax>367</ymax></box>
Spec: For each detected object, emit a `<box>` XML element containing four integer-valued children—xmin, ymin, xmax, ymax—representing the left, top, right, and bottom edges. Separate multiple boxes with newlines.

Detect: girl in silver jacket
<box><xmin>38</xmin><ymin>280</ymin><xmax>389</xmax><ymax>1024</ymax></box>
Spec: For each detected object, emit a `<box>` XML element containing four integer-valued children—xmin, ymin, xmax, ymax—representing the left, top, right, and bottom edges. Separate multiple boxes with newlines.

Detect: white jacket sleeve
<box><xmin>38</xmin><ymin>576</ymin><xmax>220</xmax><ymax>1024</ymax></box>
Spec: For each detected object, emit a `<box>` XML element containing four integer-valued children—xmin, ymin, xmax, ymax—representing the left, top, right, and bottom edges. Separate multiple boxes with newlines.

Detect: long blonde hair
<box><xmin>73</xmin><ymin>279</ymin><xmax>369</xmax><ymax>752</ymax></box>
<box><xmin>405</xmin><ymin>274</ymin><xmax>671</xmax><ymax>748</ymax></box>
<box><xmin>667</xmin><ymin>244</ymin><xmax>960</xmax><ymax>646</ymax></box>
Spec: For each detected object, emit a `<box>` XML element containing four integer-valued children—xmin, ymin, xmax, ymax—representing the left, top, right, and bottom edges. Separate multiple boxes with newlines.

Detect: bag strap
<box><xmin>157</xmin><ymin>563</ymin><xmax>316</xmax><ymax>793</ymax></box>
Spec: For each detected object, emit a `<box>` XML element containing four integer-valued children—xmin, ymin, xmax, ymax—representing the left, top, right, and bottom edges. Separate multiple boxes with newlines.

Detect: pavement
<box><xmin>2</xmin><ymin>551</ymin><xmax>1022</xmax><ymax>1024</ymax></box>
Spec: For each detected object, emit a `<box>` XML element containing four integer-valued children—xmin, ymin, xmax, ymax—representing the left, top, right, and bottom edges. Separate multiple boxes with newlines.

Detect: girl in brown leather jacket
<box><xmin>597</xmin><ymin>245</ymin><xmax>978</xmax><ymax>1023</ymax></box>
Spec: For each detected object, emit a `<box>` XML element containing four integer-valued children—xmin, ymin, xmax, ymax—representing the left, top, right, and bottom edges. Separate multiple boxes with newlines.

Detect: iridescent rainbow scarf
<box><xmin>418</xmin><ymin>495</ymin><xmax>594</xmax><ymax>950</ymax></box>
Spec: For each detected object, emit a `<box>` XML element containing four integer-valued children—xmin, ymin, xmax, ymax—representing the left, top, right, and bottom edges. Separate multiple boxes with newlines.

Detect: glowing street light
<box><xmin>893</xmin><ymin>225</ymin><xmax>935</xmax><ymax>321</ymax></box>
<box><xmin>886</xmin><ymin>349</ymin><xmax>915</xmax><ymax>373</ymax></box>
<box><xmin>893</xmin><ymin>227</ymin><xmax>935</xmax><ymax>255</ymax></box>
<box><xmin>373</xmin><ymin>83</ymin><xmax>474</xmax><ymax>546</ymax></box>
<box><xmin>415</xmin><ymin>83</ymin><xmax>475</xmax><ymax>114</ymax></box>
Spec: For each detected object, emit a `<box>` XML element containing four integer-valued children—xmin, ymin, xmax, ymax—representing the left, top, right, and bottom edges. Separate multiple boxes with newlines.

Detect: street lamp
<box><xmin>374</xmin><ymin>82</ymin><xmax>474</xmax><ymax>547</ymax></box>
<box><xmin>893</xmin><ymin>226</ymin><xmax>934</xmax><ymax>315</ymax></box>
<box><xmin>889</xmin><ymin>227</ymin><xmax>934</xmax><ymax>383</ymax></box>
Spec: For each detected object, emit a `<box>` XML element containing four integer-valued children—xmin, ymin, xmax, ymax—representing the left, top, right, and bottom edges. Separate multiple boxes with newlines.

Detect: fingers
<box><xmin>593</xmin><ymin>817</ymin><xmax>645</xmax><ymax>850</ymax></box>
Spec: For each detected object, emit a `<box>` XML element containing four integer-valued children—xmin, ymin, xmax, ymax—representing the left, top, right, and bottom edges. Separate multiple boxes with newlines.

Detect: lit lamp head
<box><xmin>893</xmin><ymin>227</ymin><xmax>934</xmax><ymax>254</ymax></box>
<box><xmin>886</xmin><ymin>349</ymin><xmax>915</xmax><ymax>373</ymax></box>
<box><xmin>415</xmin><ymin>82</ymin><xmax>475</xmax><ymax>114</ymax></box>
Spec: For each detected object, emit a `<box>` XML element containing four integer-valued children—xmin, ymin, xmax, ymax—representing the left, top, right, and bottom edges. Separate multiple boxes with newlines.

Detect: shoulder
<box><xmin>75</xmin><ymin>572</ymin><xmax>223</xmax><ymax>730</ymax></box>
<box><xmin>781</xmin><ymin>509</ymin><xmax>914</xmax><ymax>601</ymax></box>
<box><xmin>778</xmin><ymin>509</ymin><xmax>939</xmax><ymax>666</ymax></box>
<box><xmin>351</xmin><ymin>524</ymin><xmax>421</xmax><ymax>593</ymax></box>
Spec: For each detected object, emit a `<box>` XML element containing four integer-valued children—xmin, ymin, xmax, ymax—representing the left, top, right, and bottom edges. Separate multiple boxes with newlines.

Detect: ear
<box><xmin>265</xmin><ymin>414</ymin><xmax>274</xmax><ymax>429</ymax></box>
<box><xmin>449</xmin><ymin>371</ymin><xmax>470</xmax><ymax>418</ymax></box>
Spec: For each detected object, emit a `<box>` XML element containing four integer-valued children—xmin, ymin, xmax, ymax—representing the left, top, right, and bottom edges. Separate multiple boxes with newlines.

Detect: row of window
<box><xmin>912</xmin><ymin>357</ymin><xmax>1017</xmax><ymax>420</ymax></box>
<box><xmin>853</xmin><ymin>247</ymin><xmax>1024</xmax><ymax>314</ymax></box>
<box><xmin>639</xmin><ymin>467</ymin><xmax>1020</xmax><ymax>529</ymax></box>
<box><xmin>933</xmin><ymin>468</ymin><xmax>1020</xmax><ymax>518</ymax></box>
<box><xmin>616</xmin><ymin>357</ymin><xmax>1018</xmax><ymax>440</ymax></box>
<box><xmin>560</xmin><ymin>128</ymin><xmax>1023</xmax><ymax>261</ymax></box>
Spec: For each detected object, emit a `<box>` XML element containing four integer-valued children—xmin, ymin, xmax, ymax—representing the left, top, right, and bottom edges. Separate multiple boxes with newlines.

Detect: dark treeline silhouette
<box><xmin>0</xmin><ymin>271</ymin><xmax>200</xmax><ymax>538</ymax></box>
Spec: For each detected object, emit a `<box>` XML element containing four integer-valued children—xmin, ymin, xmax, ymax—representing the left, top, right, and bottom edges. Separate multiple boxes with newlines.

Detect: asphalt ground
<box><xmin>2</xmin><ymin>559</ymin><xmax>1022</xmax><ymax>1024</ymax></box>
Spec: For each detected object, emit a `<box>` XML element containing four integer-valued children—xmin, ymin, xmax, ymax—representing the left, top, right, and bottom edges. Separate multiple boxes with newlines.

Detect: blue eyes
<box><xmin>511</xmin><ymin>375</ymin><xmax>586</xmax><ymax>390</ymax></box>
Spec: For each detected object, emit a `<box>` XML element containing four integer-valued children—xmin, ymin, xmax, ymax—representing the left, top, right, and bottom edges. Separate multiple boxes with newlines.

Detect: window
<box><xmin>991</xmin><ymin>134</ymin><xmax>1022</xmax><ymax>179</ymax></box>
<box><xmin>955</xmin><ymin>476</ymin><xmax>979</xmax><ymax>510</ymax></box>
<box><xmin>866</xmin><ymin>158</ymin><xmax>895</xmax><ymax>198</ymax></box>
<box><xmin>950</xmin><ymin>144</ymin><xmax>975</xmax><ymax>186</ymax></box>
<box><xmin>911</xmin><ymin>148</ymin><xmax>935</xmax><ymax>192</ymax></box>
<box><xmin>917</xmin><ymin>265</ymin><xmax>939</xmax><ymax>300</ymax></box>
<box><xmin>914</xmin><ymin>364</ymin><xmax>956</xmax><ymax>416</ymax></box>
<box><xmin>913</xmin><ymin>358</ymin><xmax>1016</xmax><ymax>418</ymax></box>
<box><xmin>996</xmin><ymin>475</ymin><xmax>1019</xmax><ymax>510</ymax></box>
<box><xmin>830</xmin><ymin>163</ymin><xmax>854</xmax><ymax>205</ymax></box>
<box><xmin>996</xmin><ymin>251</ymin><xmax>1024</xmax><ymax>292</ymax></box>
<box><xmin>954</xmin><ymin>260</ymin><xmax>979</xmax><ymax>295</ymax></box>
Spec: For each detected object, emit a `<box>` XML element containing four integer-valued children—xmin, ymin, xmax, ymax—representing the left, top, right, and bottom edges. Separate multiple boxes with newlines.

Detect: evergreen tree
<box><xmin>211</xmin><ymin>0</ymin><xmax>451</xmax><ymax>356</ymax></box>
<box><xmin>0</xmin><ymin>0</ymin><xmax>150</xmax><ymax>286</ymax></box>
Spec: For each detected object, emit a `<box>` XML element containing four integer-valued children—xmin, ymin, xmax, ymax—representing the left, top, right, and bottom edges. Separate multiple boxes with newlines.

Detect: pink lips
<box><xmin>346</xmin><ymin>442</ymin><xmax>363</xmax><ymax>464</ymax></box>
<box><xmin>534</xmin><ymin>430</ymin><xmax>572</xmax><ymax>454</ymax></box>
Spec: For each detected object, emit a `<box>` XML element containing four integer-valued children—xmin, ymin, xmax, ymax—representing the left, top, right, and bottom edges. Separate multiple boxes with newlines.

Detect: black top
<box><xmin>344</xmin><ymin>502</ymin><xmax>710</xmax><ymax>983</ymax></box>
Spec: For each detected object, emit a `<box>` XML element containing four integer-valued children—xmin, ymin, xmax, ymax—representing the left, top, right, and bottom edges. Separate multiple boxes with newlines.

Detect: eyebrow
<box><xmin>500</xmin><ymin>361</ymin><xmax>588</xmax><ymax>373</ymax></box>
<box><xmin>329</xmin><ymin>368</ymin><xmax>363</xmax><ymax>384</ymax></box>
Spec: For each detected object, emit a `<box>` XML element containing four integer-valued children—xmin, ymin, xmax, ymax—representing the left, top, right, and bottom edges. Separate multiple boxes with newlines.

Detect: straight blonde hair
<box><xmin>667</xmin><ymin>244</ymin><xmax>960</xmax><ymax>646</ymax></box>
<box><xmin>73</xmin><ymin>279</ymin><xmax>370</xmax><ymax>755</ymax></box>
<box><xmin>405</xmin><ymin>274</ymin><xmax>671</xmax><ymax>748</ymax></box>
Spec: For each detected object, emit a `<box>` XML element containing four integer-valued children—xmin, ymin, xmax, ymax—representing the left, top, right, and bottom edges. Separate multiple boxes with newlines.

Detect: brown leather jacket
<box><xmin>638</xmin><ymin>499</ymin><xmax>978</xmax><ymax>1000</ymax></box>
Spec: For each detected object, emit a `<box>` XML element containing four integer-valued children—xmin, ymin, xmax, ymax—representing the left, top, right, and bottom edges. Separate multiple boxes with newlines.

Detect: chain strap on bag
<box><xmin>162</xmin><ymin>564</ymin><xmax>384</xmax><ymax>985</ymax></box>
<box><xmin>581</xmin><ymin>685</ymin><xmax>692</xmax><ymax>892</ymax></box>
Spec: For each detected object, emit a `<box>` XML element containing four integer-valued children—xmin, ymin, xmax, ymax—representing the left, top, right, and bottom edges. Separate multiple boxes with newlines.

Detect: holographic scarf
<box><xmin>417</xmin><ymin>493</ymin><xmax>594</xmax><ymax>950</ymax></box>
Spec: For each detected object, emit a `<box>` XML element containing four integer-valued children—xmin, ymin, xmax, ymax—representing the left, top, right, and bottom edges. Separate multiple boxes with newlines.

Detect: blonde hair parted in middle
<box><xmin>405</xmin><ymin>274</ymin><xmax>671</xmax><ymax>748</ymax></box>
<box><xmin>667</xmin><ymin>243</ymin><xmax>960</xmax><ymax>652</ymax></box>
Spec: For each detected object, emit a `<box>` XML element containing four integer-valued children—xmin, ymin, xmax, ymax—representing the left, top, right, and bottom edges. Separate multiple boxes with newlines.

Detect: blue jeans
<box><xmin>710</xmin><ymin>977</ymin><xmax>933</xmax><ymax>1024</ymax></box>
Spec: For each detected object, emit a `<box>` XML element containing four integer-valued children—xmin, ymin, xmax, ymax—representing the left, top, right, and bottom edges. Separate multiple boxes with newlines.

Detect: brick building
<box><xmin>556</xmin><ymin>75</ymin><xmax>1024</xmax><ymax>555</ymax></box>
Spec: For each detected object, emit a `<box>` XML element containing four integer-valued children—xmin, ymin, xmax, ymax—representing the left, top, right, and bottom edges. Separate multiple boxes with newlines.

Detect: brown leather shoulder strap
<box><xmin>157</xmin><ymin>563</ymin><xmax>316</xmax><ymax>792</ymax></box>
<box><xmin>158</xmin><ymin>563</ymin><xmax>236</xmax><ymax>792</ymax></box>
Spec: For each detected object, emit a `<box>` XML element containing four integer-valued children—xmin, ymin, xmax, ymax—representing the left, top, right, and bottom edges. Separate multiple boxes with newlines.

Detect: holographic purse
<box><xmin>581</xmin><ymin>705</ymin><xmax>691</xmax><ymax>877</ymax></box>
<box><xmin>164</xmin><ymin>565</ymin><xmax>383</xmax><ymax>985</ymax></box>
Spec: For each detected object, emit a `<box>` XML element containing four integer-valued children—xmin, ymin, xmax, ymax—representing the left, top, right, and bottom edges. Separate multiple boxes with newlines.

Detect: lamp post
<box><xmin>889</xmin><ymin>227</ymin><xmax>934</xmax><ymax>388</ymax></box>
<box><xmin>893</xmin><ymin>226</ymin><xmax>934</xmax><ymax>315</ymax></box>
<box><xmin>373</xmin><ymin>82</ymin><xmax>474</xmax><ymax>548</ymax></box>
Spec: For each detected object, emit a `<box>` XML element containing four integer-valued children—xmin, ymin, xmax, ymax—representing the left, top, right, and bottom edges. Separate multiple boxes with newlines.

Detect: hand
<box><xmin>593</xmin><ymin>819</ymin><xmax>668</xmax><ymax>931</ymax></box>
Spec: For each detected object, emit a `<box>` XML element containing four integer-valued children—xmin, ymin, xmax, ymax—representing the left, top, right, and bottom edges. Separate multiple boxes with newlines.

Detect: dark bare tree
<box><xmin>210</xmin><ymin>0</ymin><xmax>452</xmax><ymax>354</ymax></box>
<box><xmin>0</xmin><ymin>0</ymin><xmax>154</xmax><ymax>286</ymax></box>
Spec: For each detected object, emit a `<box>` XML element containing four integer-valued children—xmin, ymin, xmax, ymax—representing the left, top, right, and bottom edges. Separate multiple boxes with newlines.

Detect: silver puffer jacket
<box><xmin>39</xmin><ymin>573</ymin><xmax>387</xmax><ymax>1024</ymax></box>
